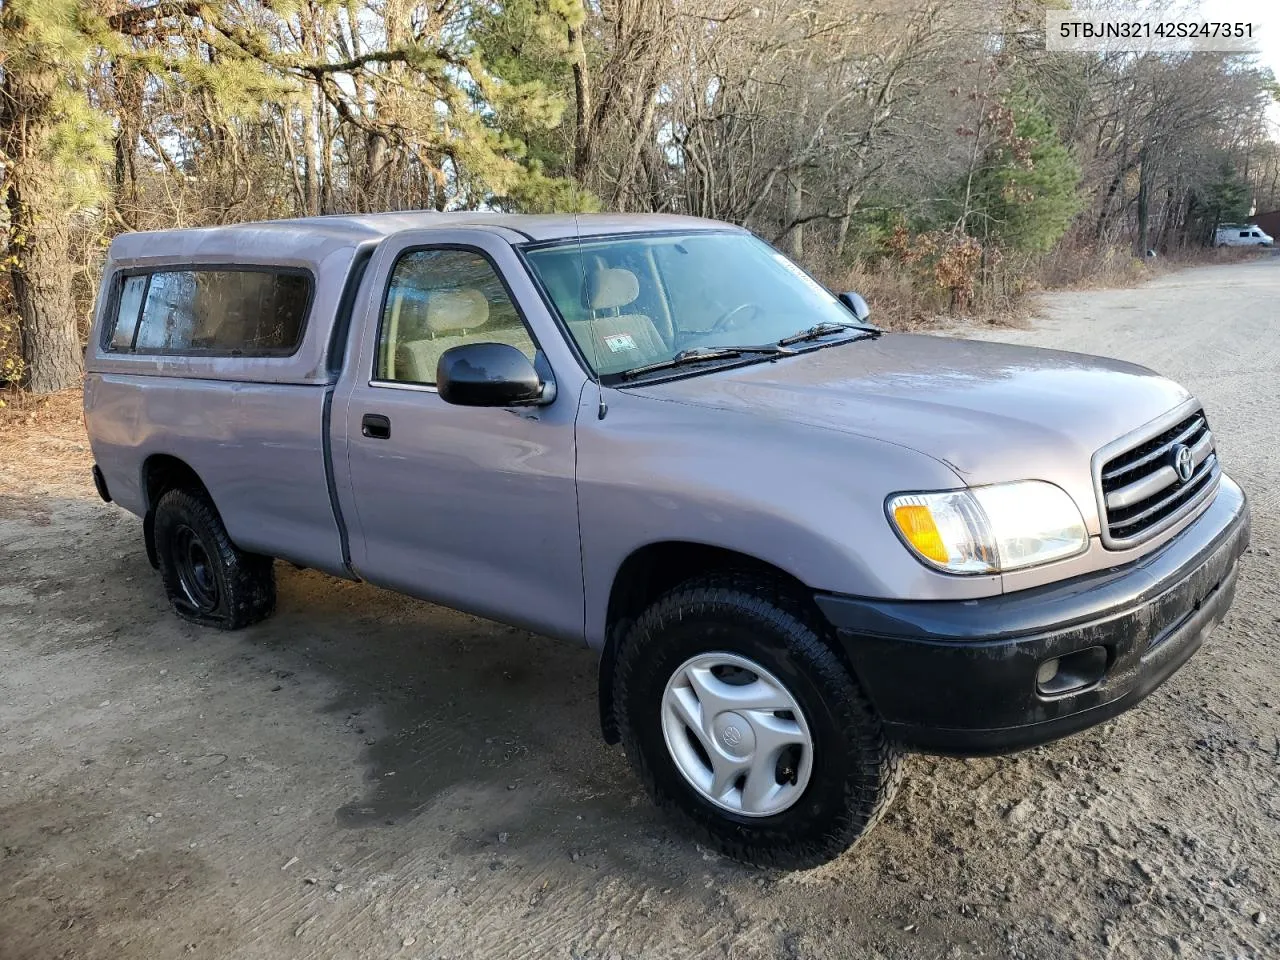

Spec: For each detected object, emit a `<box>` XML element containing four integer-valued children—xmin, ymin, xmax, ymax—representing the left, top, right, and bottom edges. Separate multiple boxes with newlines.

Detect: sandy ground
<box><xmin>2</xmin><ymin>259</ymin><xmax>1278</xmax><ymax>960</ymax></box>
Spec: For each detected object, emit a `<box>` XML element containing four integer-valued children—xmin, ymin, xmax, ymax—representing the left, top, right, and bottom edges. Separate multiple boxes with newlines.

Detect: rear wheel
<box><xmin>614</xmin><ymin>574</ymin><xmax>903</xmax><ymax>869</ymax></box>
<box><xmin>153</xmin><ymin>489</ymin><xmax>275</xmax><ymax>630</ymax></box>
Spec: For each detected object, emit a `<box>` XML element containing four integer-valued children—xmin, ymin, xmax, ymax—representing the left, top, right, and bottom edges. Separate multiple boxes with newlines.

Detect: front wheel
<box><xmin>613</xmin><ymin>575</ymin><xmax>903</xmax><ymax>868</ymax></box>
<box><xmin>153</xmin><ymin>489</ymin><xmax>275</xmax><ymax>630</ymax></box>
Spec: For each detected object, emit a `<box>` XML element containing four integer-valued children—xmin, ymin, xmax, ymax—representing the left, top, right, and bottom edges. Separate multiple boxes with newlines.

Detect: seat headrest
<box><xmin>426</xmin><ymin>288</ymin><xmax>489</xmax><ymax>335</ymax></box>
<box><xmin>588</xmin><ymin>268</ymin><xmax>640</xmax><ymax>311</ymax></box>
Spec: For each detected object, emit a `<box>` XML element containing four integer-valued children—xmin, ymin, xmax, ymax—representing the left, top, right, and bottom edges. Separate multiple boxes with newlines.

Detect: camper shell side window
<box><xmin>104</xmin><ymin>266</ymin><xmax>314</xmax><ymax>358</ymax></box>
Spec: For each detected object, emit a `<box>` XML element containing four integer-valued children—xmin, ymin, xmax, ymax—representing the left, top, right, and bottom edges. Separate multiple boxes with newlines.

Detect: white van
<box><xmin>1214</xmin><ymin>225</ymin><xmax>1273</xmax><ymax>247</ymax></box>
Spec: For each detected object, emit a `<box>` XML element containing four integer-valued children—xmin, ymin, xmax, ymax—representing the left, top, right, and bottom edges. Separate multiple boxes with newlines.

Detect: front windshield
<box><xmin>522</xmin><ymin>231</ymin><xmax>861</xmax><ymax>379</ymax></box>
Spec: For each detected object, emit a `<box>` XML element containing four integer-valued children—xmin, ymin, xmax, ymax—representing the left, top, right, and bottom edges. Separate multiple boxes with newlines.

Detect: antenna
<box><xmin>571</xmin><ymin>195</ymin><xmax>607</xmax><ymax>420</ymax></box>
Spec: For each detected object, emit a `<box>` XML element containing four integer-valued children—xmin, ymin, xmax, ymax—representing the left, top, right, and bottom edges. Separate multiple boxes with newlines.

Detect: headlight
<box><xmin>887</xmin><ymin>481</ymin><xmax>1088</xmax><ymax>574</ymax></box>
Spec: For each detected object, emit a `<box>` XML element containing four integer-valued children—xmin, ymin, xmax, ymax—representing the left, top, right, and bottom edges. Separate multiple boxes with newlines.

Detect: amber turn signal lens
<box><xmin>892</xmin><ymin>504</ymin><xmax>949</xmax><ymax>564</ymax></box>
<box><xmin>888</xmin><ymin>483</ymin><xmax>1086</xmax><ymax>574</ymax></box>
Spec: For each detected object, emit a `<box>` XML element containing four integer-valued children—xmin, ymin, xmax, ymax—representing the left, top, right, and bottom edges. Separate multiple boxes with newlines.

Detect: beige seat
<box><xmin>570</xmin><ymin>267</ymin><xmax>668</xmax><ymax>374</ymax></box>
<box><xmin>392</xmin><ymin>288</ymin><xmax>490</xmax><ymax>383</ymax></box>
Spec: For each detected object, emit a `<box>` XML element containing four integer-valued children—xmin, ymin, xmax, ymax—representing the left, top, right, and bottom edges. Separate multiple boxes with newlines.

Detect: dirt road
<box><xmin>2</xmin><ymin>259</ymin><xmax>1277</xmax><ymax>960</ymax></box>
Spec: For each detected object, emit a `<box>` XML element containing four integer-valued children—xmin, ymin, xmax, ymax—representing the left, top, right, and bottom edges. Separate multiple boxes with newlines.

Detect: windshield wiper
<box><xmin>619</xmin><ymin>344</ymin><xmax>794</xmax><ymax>380</ymax></box>
<box><xmin>777</xmin><ymin>322</ymin><xmax>877</xmax><ymax>346</ymax></box>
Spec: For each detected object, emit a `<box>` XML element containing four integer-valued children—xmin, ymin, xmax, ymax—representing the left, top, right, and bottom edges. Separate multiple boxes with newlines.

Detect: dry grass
<box><xmin>1044</xmin><ymin>244</ymin><xmax>1244</xmax><ymax>289</ymax></box>
<box><xmin>811</xmin><ymin>256</ymin><xmax>1033</xmax><ymax>332</ymax></box>
<box><xmin>1033</xmin><ymin>243</ymin><xmax>1148</xmax><ymax>290</ymax></box>
<box><xmin>1034</xmin><ymin>242</ymin><xmax>1268</xmax><ymax>292</ymax></box>
<box><xmin>0</xmin><ymin>383</ymin><xmax>94</xmax><ymax>496</ymax></box>
<box><xmin>808</xmin><ymin>255</ymin><xmax>939</xmax><ymax>330</ymax></box>
<box><xmin>809</xmin><ymin>242</ymin><xmax>1273</xmax><ymax>331</ymax></box>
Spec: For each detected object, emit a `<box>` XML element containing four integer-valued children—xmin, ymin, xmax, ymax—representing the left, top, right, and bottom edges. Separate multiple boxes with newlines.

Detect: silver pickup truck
<box><xmin>84</xmin><ymin>212</ymin><xmax>1249</xmax><ymax>868</ymax></box>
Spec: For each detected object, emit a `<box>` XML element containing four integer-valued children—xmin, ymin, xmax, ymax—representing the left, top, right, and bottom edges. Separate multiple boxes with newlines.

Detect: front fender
<box><xmin>576</xmin><ymin>388</ymin><xmax>998</xmax><ymax>649</ymax></box>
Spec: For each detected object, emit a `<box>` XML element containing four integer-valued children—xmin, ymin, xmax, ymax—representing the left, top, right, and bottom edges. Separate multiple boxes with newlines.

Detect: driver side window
<box><xmin>376</xmin><ymin>249</ymin><xmax>536</xmax><ymax>386</ymax></box>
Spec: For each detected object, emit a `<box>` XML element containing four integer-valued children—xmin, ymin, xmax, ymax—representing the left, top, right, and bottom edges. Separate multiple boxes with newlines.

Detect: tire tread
<box><xmin>613</xmin><ymin>571</ymin><xmax>903</xmax><ymax>868</ymax></box>
<box><xmin>154</xmin><ymin>488</ymin><xmax>275</xmax><ymax>630</ymax></box>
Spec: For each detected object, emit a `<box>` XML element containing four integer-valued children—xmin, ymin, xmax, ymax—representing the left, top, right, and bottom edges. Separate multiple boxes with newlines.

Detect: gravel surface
<box><xmin>1</xmin><ymin>259</ymin><xmax>1277</xmax><ymax>959</ymax></box>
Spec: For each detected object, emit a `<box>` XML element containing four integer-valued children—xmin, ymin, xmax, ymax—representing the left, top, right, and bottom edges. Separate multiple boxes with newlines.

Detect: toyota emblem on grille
<box><xmin>1172</xmin><ymin>444</ymin><xmax>1194</xmax><ymax>483</ymax></box>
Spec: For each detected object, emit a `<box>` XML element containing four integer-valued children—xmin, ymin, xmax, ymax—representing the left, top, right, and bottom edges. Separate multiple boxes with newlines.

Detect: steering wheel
<box><xmin>710</xmin><ymin>301</ymin><xmax>761</xmax><ymax>334</ymax></box>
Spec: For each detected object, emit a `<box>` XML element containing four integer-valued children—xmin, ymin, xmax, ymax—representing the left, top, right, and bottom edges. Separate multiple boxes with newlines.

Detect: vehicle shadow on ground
<box><xmin>227</xmin><ymin>560</ymin><xmax>688</xmax><ymax>862</ymax></box>
<box><xmin>3</xmin><ymin>496</ymin><xmax>765</xmax><ymax>884</ymax></box>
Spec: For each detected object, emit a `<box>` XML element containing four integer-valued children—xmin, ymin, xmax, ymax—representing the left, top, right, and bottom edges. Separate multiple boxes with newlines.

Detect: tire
<box><xmin>613</xmin><ymin>573</ymin><xmax>903</xmax><ymax>869</ymax></box>
<box><xmin>153</xmin><ymin>488</ymin><xmax>275</xmax><ymax>630</ymax></box>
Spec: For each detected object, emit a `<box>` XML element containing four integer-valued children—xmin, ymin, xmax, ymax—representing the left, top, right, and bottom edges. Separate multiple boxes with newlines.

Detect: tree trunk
<box><xmin>956</xmin><ymin>101</ymin><xmax>988</xmax><ymax>235</ymax></box>
<box><xmin>569</xmin><ymin>2</ymin><xmax>593</xmax><ymax>181</ymax></box>
<box><xmin>1135</xmin><ymin>146</ymin><xmax>1151</xmax><ymax>257</ymax></box>
<box><xmin>110</xmin><ymin>60</ymin><xmax>144</xmax><ymax>229</ymax></box>
<box><xmin>10</xmin><ymin>217</ymin><xmax>79</xmax><ymax>394</ymax></box>
<box><xmin>782</xmin><ymin>38</ymin><xmax>814</xmax><ymax>258</ymax></box>
<box><xmin>784</xmin><ymin>169</ymin><xmax>805</xmax><ymax>259</ymax></box>
<box><xmin>302</xmin><ymin>100</ymin><xmax>320</xmax><ymax>215</ymax></box>
<box><xmin>1153</xmin><ymin>184</ymin><xmax>1175</xmax><ymax>252</ymax></box>
<box><xmin>613</xmin><ymin>84</ymin><xmax>658</xmax><ymax>211</ymax></box>
<box><xmin>1094</xmin><ymin>156</ymin><xmax>1130</xmax><ymax>241</ymax></box>
<box><xmin>299</xmin><ymin>12</ymin><xmax>322</xmax><ymax>216</ymax></box>
<box><xmin>835</xmin><ymin>187</ymin><xmax>862</xmax><ymax>258</ymax></box>
<box><xmin>320</xmin><ymin>99</ymin><xmax>336</xmax><ymax>213</ymax></box>
<box><xmin>0</xmin><ymin>27</ymin><xmax>83</xmax><ymax>394</ymax></box>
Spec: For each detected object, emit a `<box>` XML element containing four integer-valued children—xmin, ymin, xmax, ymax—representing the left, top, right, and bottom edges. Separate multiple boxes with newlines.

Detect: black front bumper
<box><xmin>816</xmin><ymin>478</ymin><xmax>1250</xmax><ymax>756</ymax></box>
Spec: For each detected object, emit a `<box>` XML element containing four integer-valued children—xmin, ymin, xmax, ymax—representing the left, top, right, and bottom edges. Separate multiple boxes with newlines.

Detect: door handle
<box><xmin>361</xmin><ymin>413</ymin><xmax>391</xmax><ymax>439</ymax></box>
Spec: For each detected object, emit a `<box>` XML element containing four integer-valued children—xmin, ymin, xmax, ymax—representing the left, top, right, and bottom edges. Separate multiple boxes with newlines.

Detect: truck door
<box><xmin>333</xmin><ymin>229</ymin><xmax>585</xmax><ymax>642</ymax></box>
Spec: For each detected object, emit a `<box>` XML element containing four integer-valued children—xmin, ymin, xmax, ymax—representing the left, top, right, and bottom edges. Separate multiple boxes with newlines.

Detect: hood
<box><xmin>629</xmin><ymin>333</ymin><xmax>1192</xmax><ymax>529</ymax></box>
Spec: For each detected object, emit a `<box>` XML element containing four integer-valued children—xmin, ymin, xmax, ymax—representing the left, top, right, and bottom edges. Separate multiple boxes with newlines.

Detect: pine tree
<box><xmin>470</xmin><ymin>0</ymin><xmax>595</xmax><ymax>210</ymax></box>
<box><xmin>0</xmin><ymin>0</ymin><xmax>581</xmax><ymax>394</ymax></box>
<box><xmin>0</xmin><ymin>0</ymin><xmax>111</xmax><ymax>393</ymax></box>
<box><xmin>1201</xmin><ymin>167</ymin><xmax>1252</xmax><ymax>226</ymax></box>
<box><xmin>970</xmin><ymin>97</ymin><xmax>1081</xmax><ymax>254</ymax></box>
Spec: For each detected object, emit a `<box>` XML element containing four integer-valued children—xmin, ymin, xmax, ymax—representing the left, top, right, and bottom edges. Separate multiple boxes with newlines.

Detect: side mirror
<box><xmin>838</xmin><ymin>291</ymin><xmax>871</xmax><ymax>322</ymax></box>
<box><xmin>437</xmin><ymin>342</ymin><xmax>553</xmax><ymax>407</ymax></box>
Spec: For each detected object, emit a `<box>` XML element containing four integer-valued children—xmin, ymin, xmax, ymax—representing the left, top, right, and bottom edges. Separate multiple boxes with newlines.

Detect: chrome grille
<box><xmin>1098</xmin><ymin>411</ymin><xmax>1219</xmax><ymax>548</ymax></box>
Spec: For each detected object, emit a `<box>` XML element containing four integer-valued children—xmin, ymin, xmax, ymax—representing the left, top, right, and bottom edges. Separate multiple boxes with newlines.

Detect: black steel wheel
<box><xmin>153</xmin><ymin>489</ymin><xmax>275</xmax><ymax>630</ymax></box>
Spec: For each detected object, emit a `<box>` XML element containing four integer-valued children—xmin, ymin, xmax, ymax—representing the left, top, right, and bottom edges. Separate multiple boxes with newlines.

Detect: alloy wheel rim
<box><xmin>660</xmin><ymin>652</ymin><xmax>813</xmax><ymax>818</ymax></box>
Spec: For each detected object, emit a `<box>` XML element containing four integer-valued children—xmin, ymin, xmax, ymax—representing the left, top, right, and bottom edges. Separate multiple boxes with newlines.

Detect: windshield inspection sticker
<box><xmin>603</xmin><ymin>333</ymin><xmax>638</xmax><ymax>353</ymax></box>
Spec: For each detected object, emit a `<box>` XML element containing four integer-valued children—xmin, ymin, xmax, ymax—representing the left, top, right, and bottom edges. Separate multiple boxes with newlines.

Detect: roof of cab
<box><xmin>106</xmin><ymin>211</ymin><xmax>737</xmax><ymax>263</ymax></box>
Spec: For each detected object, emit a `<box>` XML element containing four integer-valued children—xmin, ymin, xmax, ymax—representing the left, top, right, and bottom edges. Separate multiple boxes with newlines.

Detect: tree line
<box><xmin>2</xmin><ymin>0</ymin><xmax>1276</xmax><ymax>393</ymax></box>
